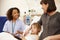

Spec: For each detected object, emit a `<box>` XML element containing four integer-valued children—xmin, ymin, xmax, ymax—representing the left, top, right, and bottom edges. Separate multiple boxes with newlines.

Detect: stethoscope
<box><xmin>12</xmin><ymin>21</ymin><xmax>16</xmax><ymax>34</ymax></box>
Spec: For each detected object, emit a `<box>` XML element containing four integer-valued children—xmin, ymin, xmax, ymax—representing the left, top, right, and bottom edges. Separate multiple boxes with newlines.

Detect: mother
<box><xmin>38</xmin><ymin>0</ymin><xmax>60</xmax><ymax>40</ymax></box>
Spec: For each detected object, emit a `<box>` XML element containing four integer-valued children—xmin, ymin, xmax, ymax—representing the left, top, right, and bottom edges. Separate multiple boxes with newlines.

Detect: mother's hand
<box><xmin>43</xmin><ymin>36</ymin><xmax>53</xmax><ymax>40</ymax></box>
<box><xmin>43</xmin><ymin>35</ymin><xmax>60</xmax><ymax>40</ymax></box>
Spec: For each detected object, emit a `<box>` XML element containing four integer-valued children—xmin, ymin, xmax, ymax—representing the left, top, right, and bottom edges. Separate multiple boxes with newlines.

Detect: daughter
<box><xmin>20</xmin><ymin>23</ymin><xmax>41</xmax><ymax>40</ymax></box>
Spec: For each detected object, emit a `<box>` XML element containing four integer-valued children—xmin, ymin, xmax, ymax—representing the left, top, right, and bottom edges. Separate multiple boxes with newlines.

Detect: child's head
<box><xmin>31</xmin><ymin>23</ymin><xmax>41</xmax><ymax>35</ymax></box>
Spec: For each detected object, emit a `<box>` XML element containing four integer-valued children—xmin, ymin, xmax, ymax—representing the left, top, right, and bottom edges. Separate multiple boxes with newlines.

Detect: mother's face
<box><xmin>41</xmin><ymin>3</ymin><xmax>48</xmax><ymax>13</ymax></box>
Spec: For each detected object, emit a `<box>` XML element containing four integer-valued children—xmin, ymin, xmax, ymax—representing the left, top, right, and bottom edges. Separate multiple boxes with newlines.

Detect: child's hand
<box><xmin>20</xmin><ymin>35</ymin><xmax>26</xmax><ymax>40</ymax></box>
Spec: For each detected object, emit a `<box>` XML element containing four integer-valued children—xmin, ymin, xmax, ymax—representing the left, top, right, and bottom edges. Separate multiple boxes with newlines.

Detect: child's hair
<box><xmin>31</xmin><ymin>23</ymin><xmax>41</xmax><ymax>34</ymax></box>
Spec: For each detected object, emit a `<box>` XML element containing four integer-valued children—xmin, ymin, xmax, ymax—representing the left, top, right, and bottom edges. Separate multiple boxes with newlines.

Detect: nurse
<box><xmin>3</xmin><ymin>7</ymin><xmax>25</xmax><ymax>36</ymax></box>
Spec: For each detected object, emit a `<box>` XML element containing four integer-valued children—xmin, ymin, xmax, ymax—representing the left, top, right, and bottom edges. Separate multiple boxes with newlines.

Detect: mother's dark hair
<box><xmin>7</xmin><ymin>7</ymin><xmax>20</xmax><ymax>21</ymax></box>
<box><xmin>40</xmin><ymin>0</ymin><xmax>57</xmax><ymax>13</ymax></box>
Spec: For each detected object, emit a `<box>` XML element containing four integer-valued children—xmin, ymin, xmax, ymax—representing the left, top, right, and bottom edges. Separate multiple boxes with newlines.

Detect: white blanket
<box><xmin>0</xmin><ymin>32</ymin><xmax>18</xmax><ymax>40</ymax></box>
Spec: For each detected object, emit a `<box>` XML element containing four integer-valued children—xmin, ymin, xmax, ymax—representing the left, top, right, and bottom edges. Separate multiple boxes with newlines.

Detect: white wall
<box><xmin>55</xmin><ymin>0</ymin><xmax>60</xmax><ymax>12</ymax></box>
<box><xmin>0</xmin><ymin>0</ymin><xmax>29</xmax><ymax>16</ymax></box>
<box><xmin>0</xmin><ymin>0</ymin><xmax>1</xmax><ymax>15</ymax></box>
<box><xmin>0</xmin><ymin>0</ymin><xmax>60</xmax><ymax>16</ymax></box>
<box><xmin>0</xmin><ymin>0</ymin><xmax>43</xmax><ymax>16</ymax></box>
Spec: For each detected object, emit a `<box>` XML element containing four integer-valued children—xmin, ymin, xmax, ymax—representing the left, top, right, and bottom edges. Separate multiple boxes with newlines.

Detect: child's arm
<box><xmin>24</xmin><ymin>26</ymin><xmax>32</xmax><ymax>36</ymax></box>
<box><xmin>20</xmin><ymin>35</ymin><xmax>26</xmax><ymax>40</ymax></box>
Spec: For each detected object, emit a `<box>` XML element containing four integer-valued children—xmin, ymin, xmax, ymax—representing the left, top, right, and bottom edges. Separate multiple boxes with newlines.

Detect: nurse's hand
<box><xmin>15</xmin><ymin>30</ymin><xmax>23</xmax><ymax>35</ymax></box>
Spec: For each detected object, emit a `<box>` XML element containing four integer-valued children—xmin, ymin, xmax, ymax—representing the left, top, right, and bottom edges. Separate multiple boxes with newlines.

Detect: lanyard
<box><xmin>12</xmin><ymin>21</ymin><xmax>16</xmax><ymax>34</ymax></box>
